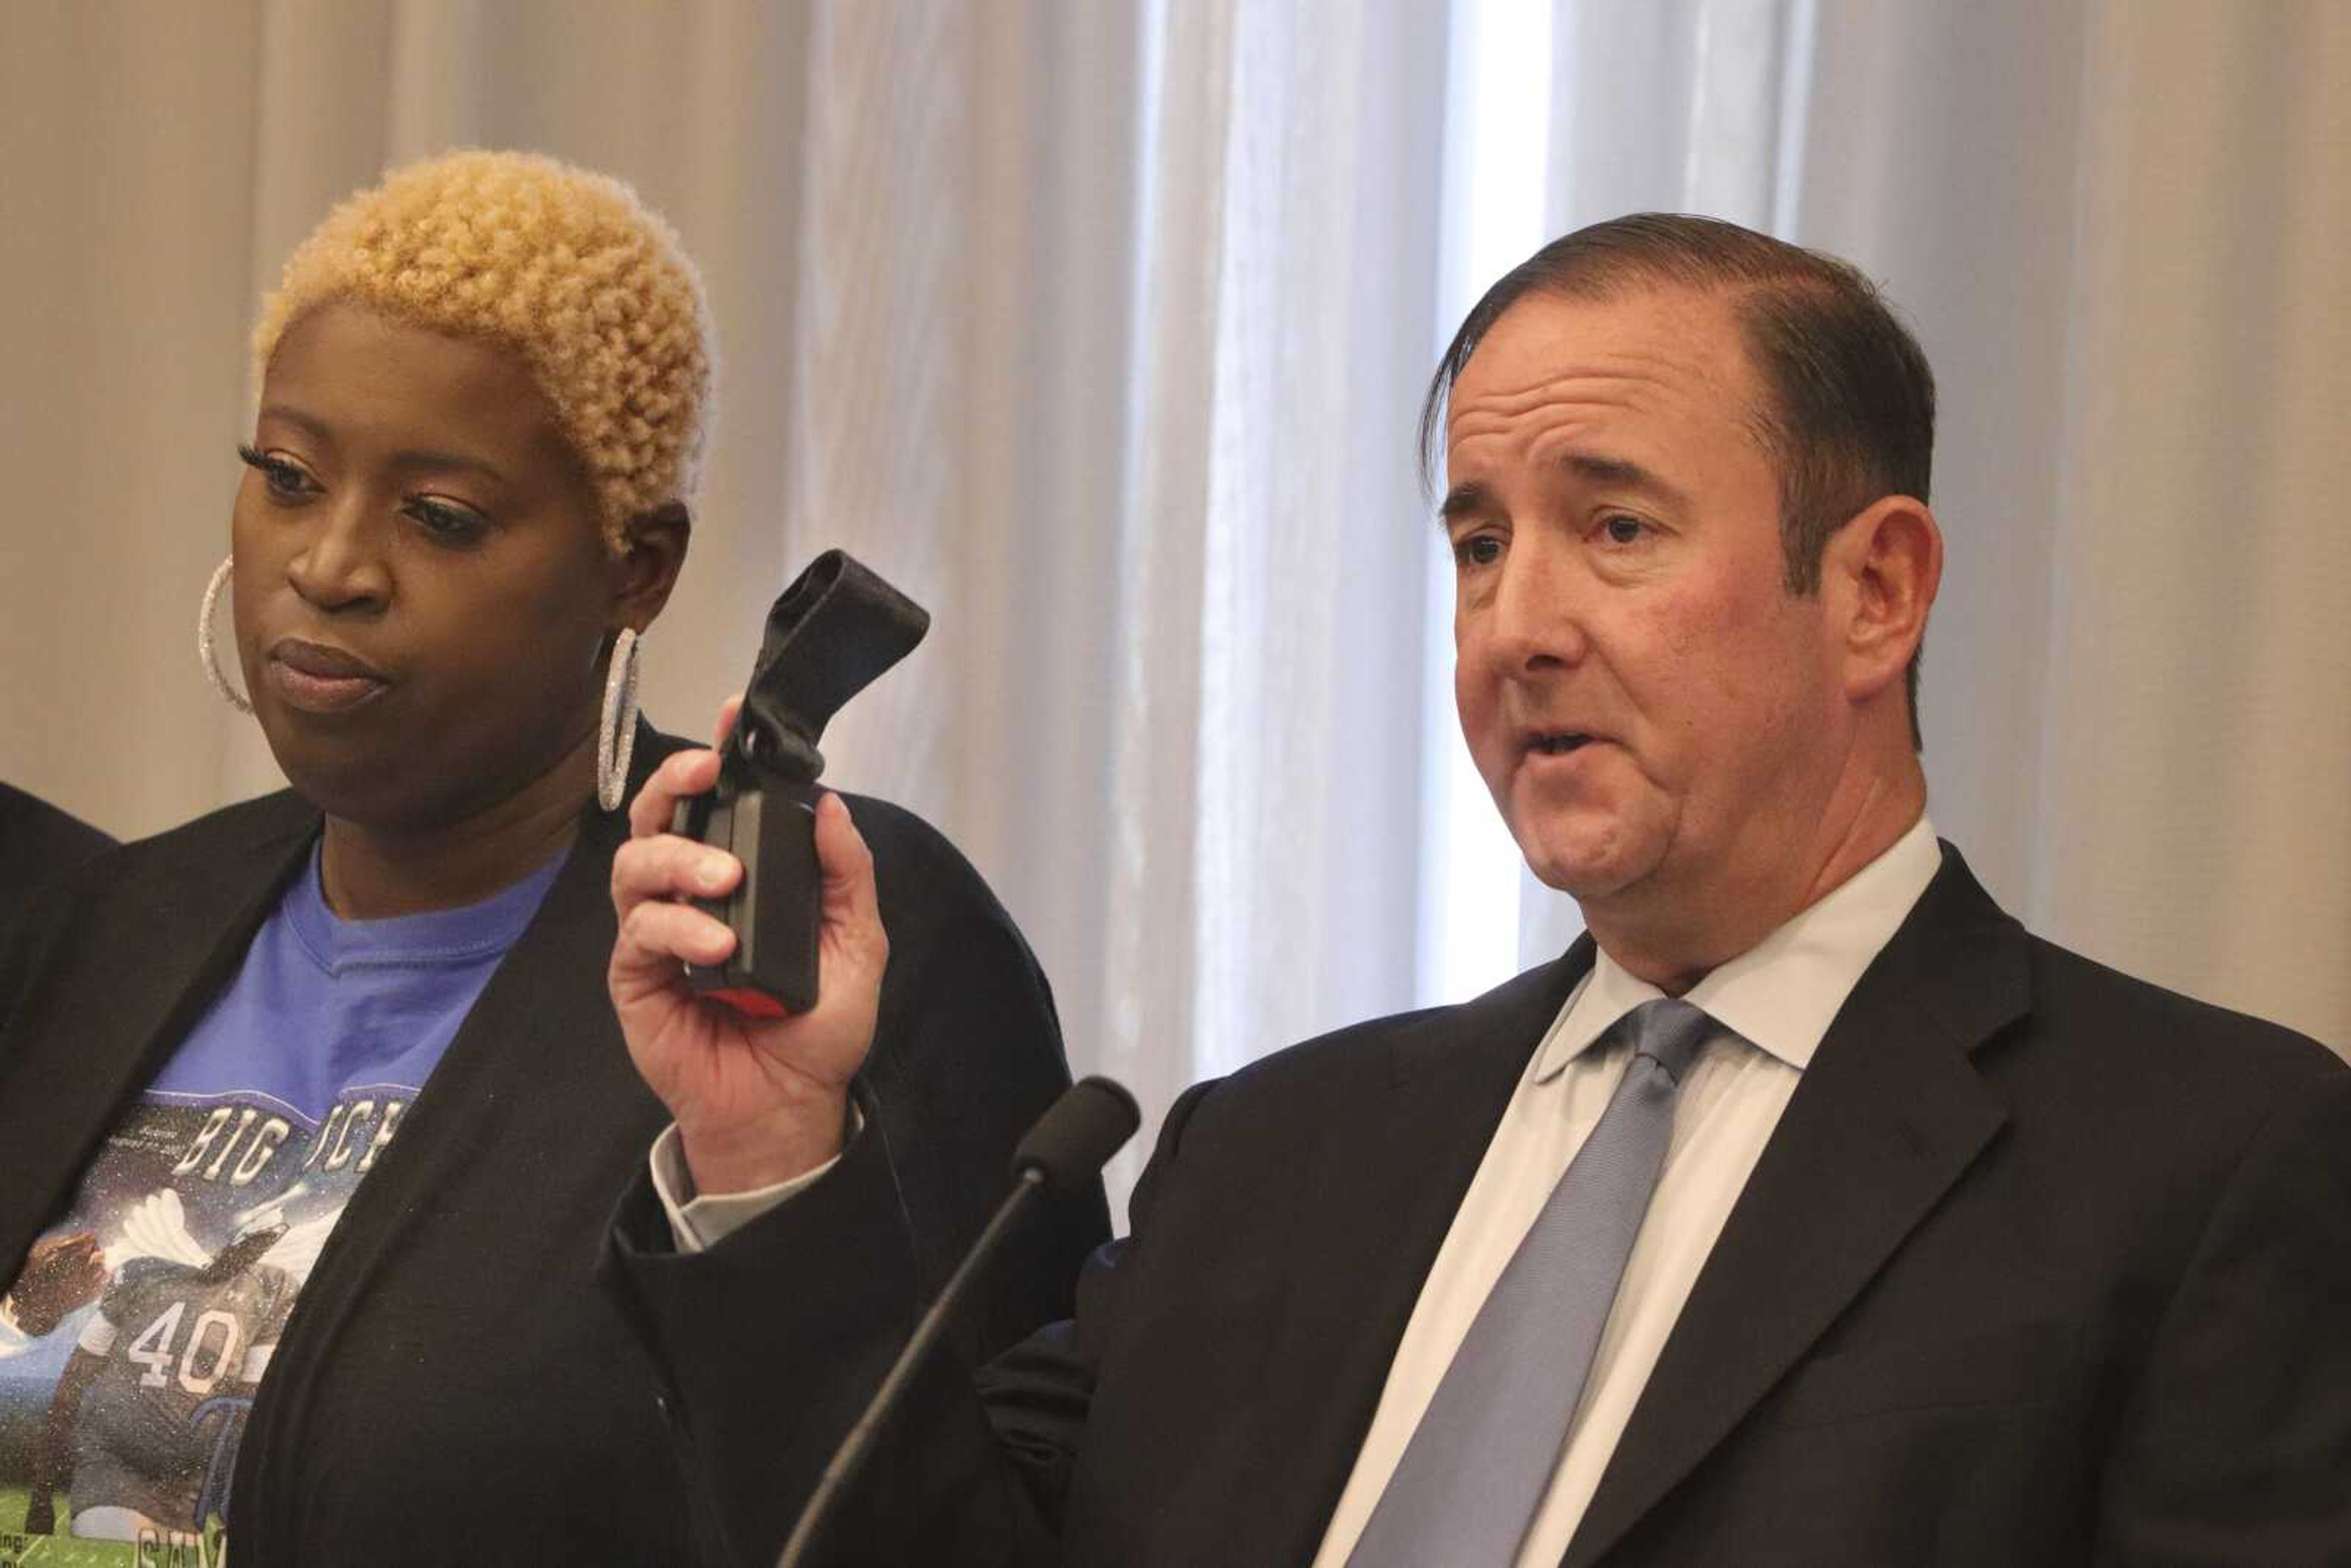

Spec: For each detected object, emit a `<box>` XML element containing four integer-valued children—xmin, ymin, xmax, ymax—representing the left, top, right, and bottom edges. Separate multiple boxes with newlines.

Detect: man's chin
<box><xmin>1518</xmin><ymin>845</ymin><xmax>1649</xmax><ymax>904</ymax></box>
<box><xmin>1507</xmin><ymin>805</ymin><xmax>1671</xmax><ymax>898</ymax></box>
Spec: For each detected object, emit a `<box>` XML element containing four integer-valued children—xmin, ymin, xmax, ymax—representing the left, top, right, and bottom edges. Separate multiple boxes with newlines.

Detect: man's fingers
<box><xmin>618</xmin><ymin>896</ymin><xmax>740</xmax><ymax>971</ymax></box>
<box><xmin>629</xmin><ymin>746</ymin><xmax>723</xmax><ymax>841</ymax></box>
<box><xmin>624</xmin><ymin>696</ymin><xmax>743</xmax><ymax>842</ymax></box>
<box><xmin>814</xmin><ymin>792</ymin><xmax>883</xmax><ymax>947</ymax></box>
<box><xmin>611</xmin><ymin>833</ymin><xmax>742</xmax><ymax>919</ymax></box>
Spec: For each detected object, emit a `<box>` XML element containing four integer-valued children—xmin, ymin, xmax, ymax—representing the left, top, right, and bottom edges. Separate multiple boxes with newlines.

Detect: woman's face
<box><xmin>231</xmin><ymin>301</ymin><xmax>637</xmax><ymax>831</ymax></box>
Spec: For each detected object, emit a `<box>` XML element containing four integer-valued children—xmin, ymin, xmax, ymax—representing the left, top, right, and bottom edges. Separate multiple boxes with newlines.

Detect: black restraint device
<box><xmin>672</xmin><ymin>550</ymin><xmax>930</xmax><ymax>1016</ymax></box>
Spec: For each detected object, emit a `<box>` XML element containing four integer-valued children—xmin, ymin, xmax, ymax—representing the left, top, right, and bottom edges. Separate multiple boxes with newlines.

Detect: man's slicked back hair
<box><xmin>1420</xmin><ymin>213</ymin><xmax>1937</xmax><ymax>747</ymax></box>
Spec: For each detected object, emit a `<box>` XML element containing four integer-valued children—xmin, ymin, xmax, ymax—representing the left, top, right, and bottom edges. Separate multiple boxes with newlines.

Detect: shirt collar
<box><xmin>1532</xmin><ymin>815</ymin><xmax>1943</xmax><ymax>1082</ymax></box>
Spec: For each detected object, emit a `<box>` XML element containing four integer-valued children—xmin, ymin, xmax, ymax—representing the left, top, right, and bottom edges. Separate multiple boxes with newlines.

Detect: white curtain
<box><xmin>1450</xmin><ymin>0</ymin><xmax>2350</xmax><ymax>1056</ymax></box>
<box><xmin>776</xmin><ymin>0</ymin><xmax>1450</xmax><ymax>1193</ymax></box>
<box><xmin>2</xmin><ymin>1</ymin><xmax>2343</xmax><ymax>1217</ymax></box>
<box><xmin>1794</xmin><ymin>0</ymin><xmax>2349</xmax><ymax>1052</ymax></box>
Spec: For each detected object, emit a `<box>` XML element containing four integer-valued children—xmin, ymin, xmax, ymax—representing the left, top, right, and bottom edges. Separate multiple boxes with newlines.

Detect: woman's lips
<box><xmin>266</xmin><ymin>639</ymin><xmax>390</xmax><ymax>713</ymax></box>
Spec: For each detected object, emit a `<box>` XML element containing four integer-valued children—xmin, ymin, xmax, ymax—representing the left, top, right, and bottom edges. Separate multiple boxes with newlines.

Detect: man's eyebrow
<box><xmin>1435</xmin><ymin>454</ymin><xmax>1686</xmax><ymax>527</ymax></box>
<box><xmin>1436</xmin><ymin>480</ymin><xmax>1493</xmax><ymax>528</ymax></box>
<box><xmin>255</xmin><ymin>404</ymin><xmax>508</xmax><ymax>485</ymax></box>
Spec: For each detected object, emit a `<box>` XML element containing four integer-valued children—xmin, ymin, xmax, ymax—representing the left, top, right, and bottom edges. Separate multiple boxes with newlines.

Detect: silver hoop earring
<box><xmin>199</xmin><ymin>555</ymin><xmax>255</xmax><ymax>715</ymax></box>
<box><xmin>597</xmin><ymin>626</ymin><xmax>642</xmax><ymax>812</ymax></box>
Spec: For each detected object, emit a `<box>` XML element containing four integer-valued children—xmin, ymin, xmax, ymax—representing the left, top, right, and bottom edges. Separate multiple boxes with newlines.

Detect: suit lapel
<box><xmin>1237</xmin><ymin>942</ymin><xmax>1595</xmax><ymax>1566</ymax></box>
<box><xmin>1562</xmin><ymin>847</ymin><xmax>2029</xmax><ymax>1568</ymax></box>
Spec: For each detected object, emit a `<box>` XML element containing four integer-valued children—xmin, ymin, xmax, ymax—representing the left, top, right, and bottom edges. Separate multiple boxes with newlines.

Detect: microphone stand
<box><xmin>772</xmin><ymin>1168</ymin><xmax>1047</xmax><ymax>1568</ymax></box>
<box><xmin>771</xmin><ymin>1076</ymin><xmax>1135</xmax><ymax>1568</ymax></box>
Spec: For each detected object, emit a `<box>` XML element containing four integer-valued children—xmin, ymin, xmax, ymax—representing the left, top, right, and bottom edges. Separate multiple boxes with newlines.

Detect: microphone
<box><xmin>773</xmin><ymin>1076</ymin><xmax>1140</xmax><ymax>1568</ymax></box>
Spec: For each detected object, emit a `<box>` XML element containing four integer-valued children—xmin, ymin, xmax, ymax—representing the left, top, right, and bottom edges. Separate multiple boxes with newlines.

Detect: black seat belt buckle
<box><xmin>670</xmin><ymin>550</ymin><xmax>929</xmax><ymax>1016</ymax></box>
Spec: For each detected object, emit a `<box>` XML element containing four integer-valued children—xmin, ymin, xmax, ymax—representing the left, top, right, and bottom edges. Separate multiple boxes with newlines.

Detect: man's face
<box><xmin>1444</xmin><ymin>287</ymin><xmax>1851</xmax><ymax>932</ymax></box>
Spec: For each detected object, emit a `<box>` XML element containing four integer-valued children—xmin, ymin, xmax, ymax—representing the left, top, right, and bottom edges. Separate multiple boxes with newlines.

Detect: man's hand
<box><xmin>8</xmin><ymin>1231</ymin><xmax>105</xmax><ymax>1337</ymax></box>
<box><xmin>609</xmin><ymin>697</ymin><xmax>888</xmax><ymax>1195</ymax></box>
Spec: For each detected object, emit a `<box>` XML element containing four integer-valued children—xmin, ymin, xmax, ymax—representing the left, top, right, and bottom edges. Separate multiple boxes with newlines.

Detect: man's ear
<box><xmin>1826</xmin><ymin>495</ymin><xmax>1941</xmax><ymax>705</ymax></box>
<box><xmin>611</xmin><ymin>501</ymin><xmax>692</xmax><ymax>632</ymax></box>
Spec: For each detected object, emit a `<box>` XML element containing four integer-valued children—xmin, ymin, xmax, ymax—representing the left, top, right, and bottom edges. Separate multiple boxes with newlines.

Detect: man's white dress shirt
<box><xmin>1308</xmin><ymin>815</ymin><xmax>1942</xmax><ymax>1567</ymax></box>
<box><xmin>651</xmin><ymin>1118</ymin><xmax>849</xmax><ymax>1252</ymax></box>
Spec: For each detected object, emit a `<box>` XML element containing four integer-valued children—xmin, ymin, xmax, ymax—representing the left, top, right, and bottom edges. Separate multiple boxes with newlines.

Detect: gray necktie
<box><xmin>1345</xmin><ymin>997</ymin><xmax>1714</xmax><ymax>1568</ymax></box>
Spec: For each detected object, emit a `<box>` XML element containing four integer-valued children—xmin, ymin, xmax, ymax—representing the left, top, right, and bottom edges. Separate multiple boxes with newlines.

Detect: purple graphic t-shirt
<box><xmin>0</xmin><ymin>844</ymin><xmax>564</xmax><ymax>1562</ymax></box>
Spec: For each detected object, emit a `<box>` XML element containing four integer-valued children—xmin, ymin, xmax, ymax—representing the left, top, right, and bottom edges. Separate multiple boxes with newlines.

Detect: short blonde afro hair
<box><xmin>254</xmin><ymin>149</ymin><xmax>714</xmax><ymax>551</ymax></box>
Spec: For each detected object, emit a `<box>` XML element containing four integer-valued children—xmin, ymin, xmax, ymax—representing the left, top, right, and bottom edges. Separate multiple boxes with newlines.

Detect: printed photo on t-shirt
<box><xmin>1</xmin><ymin>1086</ymin><xmax>415</xmax><ymax>1565</ymax></box>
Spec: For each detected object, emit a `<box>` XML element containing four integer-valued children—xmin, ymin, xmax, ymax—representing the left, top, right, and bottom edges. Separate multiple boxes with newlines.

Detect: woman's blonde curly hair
<box><xmin>253</xmin><ymin>149</ymin><xmax>714</xmax><ymax>553</ymax></box>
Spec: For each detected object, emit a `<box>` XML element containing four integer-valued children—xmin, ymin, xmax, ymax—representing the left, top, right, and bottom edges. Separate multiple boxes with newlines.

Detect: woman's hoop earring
<box><xmin>199</xmin><ymin>555</ymin><xmax>255</xmax><ymax>715</ymax></box>
<box><xmin>597</xmin><ymin>626</ymin><xmax>642</xmax><ymax>812</ymax></box>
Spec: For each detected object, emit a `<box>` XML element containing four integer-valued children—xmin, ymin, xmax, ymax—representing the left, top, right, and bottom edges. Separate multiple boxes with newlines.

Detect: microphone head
<box><xmin>1013</xmin><ymin>1076</ymin><xmax>1141</xmax><ymax>1192</ymax></box>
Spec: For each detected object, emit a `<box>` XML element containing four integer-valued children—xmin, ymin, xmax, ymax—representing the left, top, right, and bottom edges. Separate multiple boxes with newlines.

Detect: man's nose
<box><xmin>286</xmin><ymin>498</ymin><xmax>392</xmax><ymax>611</ymax></box>
<box><xmin>1482</xmin><ymin>538</ymin><xmax>1588</xmax><ymax>672</ymax></box>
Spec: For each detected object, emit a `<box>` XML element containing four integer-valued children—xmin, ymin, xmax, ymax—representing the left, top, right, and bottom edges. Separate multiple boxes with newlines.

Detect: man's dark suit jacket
<box><xmin>0</xmin><ymin>726</ymin><xmax>1106</xmax><ymax>1567</ymax></box>
<box><xmin>608</xmin><ymin>843</ymin><xmax>2351</xmax><ymax>1566</ymax></box>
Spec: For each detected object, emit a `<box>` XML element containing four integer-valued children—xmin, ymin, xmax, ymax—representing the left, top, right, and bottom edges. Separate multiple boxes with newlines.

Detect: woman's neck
<box><xmin>317</xmin><ymin>727</ymin><xmax>599</xmax><ymax>918</ymax></box>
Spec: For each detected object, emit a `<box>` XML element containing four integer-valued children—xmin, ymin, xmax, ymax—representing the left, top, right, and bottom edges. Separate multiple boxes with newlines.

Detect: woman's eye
<box><xmin>403</xmin><ymin>497</ymin><xmax>489</xmax><ymax>545</ymax></box>
<box><xmin>236</xmin><ymin>445</ymin><xmax>317</xmax><ymax>501</ymax></box>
